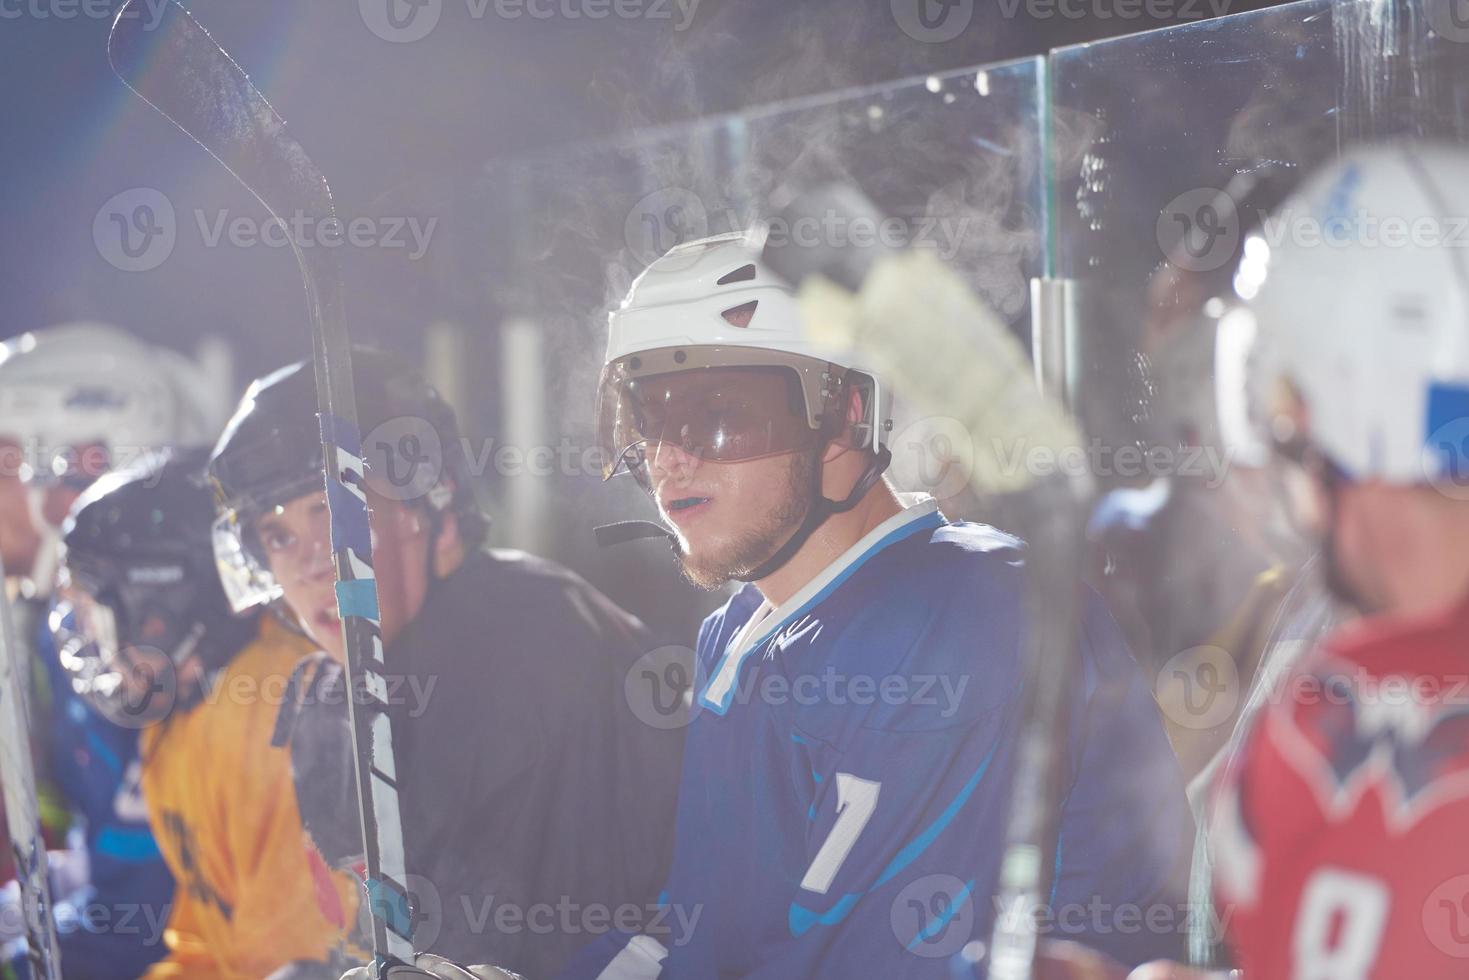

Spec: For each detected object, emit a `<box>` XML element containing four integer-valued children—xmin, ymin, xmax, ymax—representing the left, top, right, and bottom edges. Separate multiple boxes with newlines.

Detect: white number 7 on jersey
<box><xmin>800</xmin><ymin>773</ymin><xmax>881</xmax><ymax>896</ymax></box>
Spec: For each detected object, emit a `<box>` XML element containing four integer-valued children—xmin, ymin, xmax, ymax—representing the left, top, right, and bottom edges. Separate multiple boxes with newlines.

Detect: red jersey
<box><xmin>1211</xmin><ymin>596</ymin><xmax>1469</xmax><ymax>979</ymax></box>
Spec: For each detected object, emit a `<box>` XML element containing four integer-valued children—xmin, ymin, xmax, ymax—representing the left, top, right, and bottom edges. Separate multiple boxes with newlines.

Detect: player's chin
<box><xmin>675</xmin><ymin>539</ymin><xmax>739</xmax><ymax>591</ymax></box>
<box><xmin>300</xmin><ymin>611</ymin><xmax>347</xmax><ymax>662</ymax></box>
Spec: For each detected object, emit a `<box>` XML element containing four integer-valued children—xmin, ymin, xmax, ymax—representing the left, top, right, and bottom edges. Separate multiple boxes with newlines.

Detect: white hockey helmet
<box><xmin>0</xmin><ymin>322</ymin><xmax>220</xmax><ymax>475</ymax></box>
<box><xmin>0</xmin><ymin>322</ymin><xmax>222</xmax><ymax>590</ymax></box>
<box><xmin>1227</xmin><ymin>144</ymin><xmax>1469</xmax><ymax>487</ymax></box>
<box><xmin>597</xmin><ymin>232</ymin><xmax>892</xmax><ymax>482</ymax></box>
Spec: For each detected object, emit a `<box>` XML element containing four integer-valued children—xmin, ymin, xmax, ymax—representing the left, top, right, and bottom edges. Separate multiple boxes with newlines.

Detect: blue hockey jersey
<box><xmin>574</xmin><ymin>498</ymin><xmax>1193</xmax><ymax>979</ymax></box>
<box><xmin>33</xmin><ymin>605</ymin><xmax>173</xmax><ymax>978</ymax></box>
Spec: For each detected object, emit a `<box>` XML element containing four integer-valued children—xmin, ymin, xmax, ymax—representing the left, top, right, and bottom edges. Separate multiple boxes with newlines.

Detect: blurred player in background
<box><xmin>1106</xmin><ymin>144</ymin><xmax>1469</xmax><ymax>979</ymax></box>
<box><xmin>1201</xmin><ymin>144</ymin><xmax>1469</xmax><ymax>979</ymax></box>
<box><xmin>55</xmin><ymin>447</ymin><xmax>359</xmax><ymax>979</ymax></box>
<box><xmin>531</xmin><ymin>232</ymin><xmax>1194</xmax><ymax>979</ymax></box>
<box><xmin>209</xmin><ymin>350</ymin><xmax>683</xmax><ymax>979</ymax></box>
<box><xmin>1091</xmin><ymin>173</ymin><xmax>1344</xmax><ymax>968</ymax></box>
<box><xmin>0</xmin><ymin>323</ymin><xmax>220</xmax><ymax>977</ymax></box>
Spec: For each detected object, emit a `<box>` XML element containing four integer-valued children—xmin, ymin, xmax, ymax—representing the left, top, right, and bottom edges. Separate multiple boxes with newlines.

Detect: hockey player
<box><xmin>54</xmin><ymin>447</ymin><xmax>361</xmax><ymax>978</ymax></box>
<box><xmin>0</xmin><ymin>323</ymin><xmax>220</xmax><ymax>978</ymax></box>
<box><xmin>1192</xmin><ymin>144</ymin><xmax>1469</xmax><ymax>979</ymax></box>
<box><xmin>510</xmin><ymin>231</ymin><xmax>1191</xmax><ymax>978</ymax></box>
<box><xmin>1074</xmin><ymin>145</ymin><xmax>1469</xmax><ymax>980</ymax></box>
<box><xmin>207</xmin><ymin>349</ymin><xmax>683</xmax><ymax>979</ymax></box>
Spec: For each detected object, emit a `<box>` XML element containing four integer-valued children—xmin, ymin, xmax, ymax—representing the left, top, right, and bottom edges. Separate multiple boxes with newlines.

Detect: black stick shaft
<box><xmin>108</xmin><ymin>3</ymin><xmax>414</xmax><ymax>969</ymax></box>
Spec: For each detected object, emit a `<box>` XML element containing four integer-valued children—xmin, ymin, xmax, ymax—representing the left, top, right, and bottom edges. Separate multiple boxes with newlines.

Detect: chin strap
<box><xmin>738</xmin><ymin>447</ymin><xmax>892</xmax><ymax>583</ymax></box>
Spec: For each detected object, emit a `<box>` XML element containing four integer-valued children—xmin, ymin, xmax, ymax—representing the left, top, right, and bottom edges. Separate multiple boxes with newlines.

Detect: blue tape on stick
<box><xmin>336</xmin><ymin>578</ymin><xmax>380</xmax><ymax>621</ymax></box>
<box><xmin>327</xmin><ymin>478</ymin><xmax>374</xmax><ymax>555</ymax></box>
<box><xmin>364</xmin><ymin>877</ymin><xmax>413</xmax><ymax>937</ymax></box>
<box><xmin>320</xmin><ymin>411</ymin><xmax>363</xmax><ymax>458</ymax></box>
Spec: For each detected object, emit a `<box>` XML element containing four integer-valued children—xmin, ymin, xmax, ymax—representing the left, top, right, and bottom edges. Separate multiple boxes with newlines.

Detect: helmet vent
<box><xmin>716</xmin><ymin>264</ymin><xmax>757</xmax><ymax>285</ymax></box>
<box><xmin>721</xmin><ymin>301</ymin><xmax>759</xmax><ymax>327</ymax></box>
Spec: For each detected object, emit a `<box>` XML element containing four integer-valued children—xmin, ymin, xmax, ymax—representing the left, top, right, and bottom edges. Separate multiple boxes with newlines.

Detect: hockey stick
<box><xmin>764</xmin><ymin>188</ymin><xmax>1094</xmax><ymax>980</ymax></box>
<box><xmin>108</xmin><ymin>3</ymin><xmax>415</xmax><ymax>971</ymax></box>
<box><xmin>0</xmin><ymin>556</ymin><xmax>62</xmax><ymax>979</ymax></box>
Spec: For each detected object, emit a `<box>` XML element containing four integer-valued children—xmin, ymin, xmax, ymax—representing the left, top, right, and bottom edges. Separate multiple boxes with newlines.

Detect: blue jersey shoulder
<box><xmin>696</xmin><ymin>521</ymin><xmax>1037</xmax><ymax>734</ymax></box>
<box><xmin>699</xmin><ymin>520</ymin><xmax>1025</xmax><ymax>649</ymax></box>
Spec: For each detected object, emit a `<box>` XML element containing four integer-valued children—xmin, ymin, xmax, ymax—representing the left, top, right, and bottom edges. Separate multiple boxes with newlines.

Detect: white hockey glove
<box><xmin>338</xmin><ymin>953</ymin><xmax>522</xmax><ymax>980</ymax></box>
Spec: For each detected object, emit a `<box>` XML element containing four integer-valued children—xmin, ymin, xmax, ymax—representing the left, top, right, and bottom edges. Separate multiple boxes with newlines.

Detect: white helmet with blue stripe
<box><xmin>1229</xmin><ymin>144</ymin><xmax>1469</xmax><ymax>487</ymax></box>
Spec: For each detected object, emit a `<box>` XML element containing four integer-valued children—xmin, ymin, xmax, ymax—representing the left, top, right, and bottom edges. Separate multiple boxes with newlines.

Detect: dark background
<box><xmin>1</xmin><ymin>0</ymin><xmax>1288</xmax><ymax>371</ymax></box>
<box><xmin>0</xmin><ymin>0</ymin><xmax>1290</xmax><ymax>634</ymax></box>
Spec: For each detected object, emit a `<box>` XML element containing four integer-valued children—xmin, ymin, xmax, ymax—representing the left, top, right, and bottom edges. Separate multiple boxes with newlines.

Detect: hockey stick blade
<box><xmin>109</xmin><ymin>2</ymin><xmax>415</xmax><ymax>970</ymax></box>
<box><xmin>0</xmin><ymin>553</ymin><xmax>61</xmax><ymax>979</ymax></box>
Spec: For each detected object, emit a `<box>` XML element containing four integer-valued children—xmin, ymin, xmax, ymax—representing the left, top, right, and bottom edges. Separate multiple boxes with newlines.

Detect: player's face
<box><xmin>1317</xmin><ymin>480</ymin><xmax>1397</xmax><ymax>614</ymax></box>
<box><xmin>254</xmin><ymin>488</ymin><xmax>433</xmax><ymax>660</ymax></box>
<box><xmin>648</xmin><ymin>436</ymin><xmax>815</xmax><ymax>590</ymax></box>
<box><xmin>0</xmin><ymin>439</ymin><xmax>42</xmax><ymax>577</ymax></box>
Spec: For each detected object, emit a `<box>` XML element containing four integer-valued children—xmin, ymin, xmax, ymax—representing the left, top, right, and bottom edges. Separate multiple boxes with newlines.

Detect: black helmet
<box><xmin>207</xmin><ymin>348</ymin><xmax>485</xmax><ymax>612</ymax></box>
<box><xmin>57</xmin><ymin>446</ymin><xmax>258</xmax><ymax>726</ymax></box>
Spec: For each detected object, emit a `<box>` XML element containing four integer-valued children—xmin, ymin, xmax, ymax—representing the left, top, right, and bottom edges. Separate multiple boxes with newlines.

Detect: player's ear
<box><xmin>823</xmin><ymin>387</ymin><xmax>869</xmax><ymax>463</ymax></box>
<box><xmin>429</xmin><ymin>476</ymin><xmax>464</xmax><ymax>576</ymax></box>
<box><xmin>844</xmin><ymin>386</ymin><xmax>865</xmax><ymax>428</ymax></box>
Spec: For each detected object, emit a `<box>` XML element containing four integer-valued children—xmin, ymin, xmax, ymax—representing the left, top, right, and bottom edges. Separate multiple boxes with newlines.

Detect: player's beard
<box><xmin>677</xmin><ymin>452</ymin><xmax>817</xmax><ymax>590</ymax></box>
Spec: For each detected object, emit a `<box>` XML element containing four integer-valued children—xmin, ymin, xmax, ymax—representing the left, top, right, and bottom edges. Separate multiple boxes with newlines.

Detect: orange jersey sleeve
<box><xmin>141</xmin><ymin>616</ymin><xmax>360</xmax><ymax>980</ymax></box>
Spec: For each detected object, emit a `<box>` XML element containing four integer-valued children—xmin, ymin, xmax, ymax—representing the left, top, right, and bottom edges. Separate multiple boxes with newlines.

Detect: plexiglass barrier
<box><xmin>470</xmin><ymin>59</ymin><xmax>1047</xmax><ymax>636</ymax></box>
<box><xmin>473</xmin><ymin>0</ymin><xmax>1469</xmax><ymax>767</ymax></box>
<box><xmin>470</xmin><ymin>2</ymin><xmax>1469</xmax><ymax>967</ymax></box>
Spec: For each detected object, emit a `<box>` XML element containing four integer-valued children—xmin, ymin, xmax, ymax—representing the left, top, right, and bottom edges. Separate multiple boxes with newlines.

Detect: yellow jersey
<box><xmin>140</xmin><ymin>616</ymin><xmax>360</xmax><ymax>979</ymax></box>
